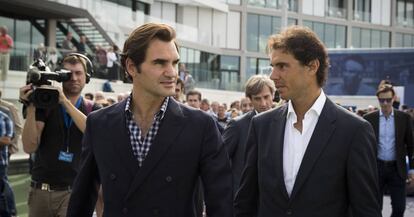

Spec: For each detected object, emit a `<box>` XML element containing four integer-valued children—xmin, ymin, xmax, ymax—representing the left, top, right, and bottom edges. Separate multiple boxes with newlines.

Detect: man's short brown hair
<box><xmin>267</xmin><ymin>25</ymin><xmax>329</xmax><ymax>87</ymax></box>
<box><xmin>186</xmin><ymin>90</ymin><xmax>202</xmax><ymax>101</ymax></box>
<box><xmin>62</xmin><ymin>55</ymin><xmax>87</xmax><ymax>74</ymax></box>
<box><xmin>245</xmin><ymin>74</ymin><xmax>276</xmax><ymax>99</ymax></box>
<box><xmin>121</xmin><ymin>23</ymin><xmax>178</xmax><ymax>76</ymax></box>
<box><xmin>376</xmin><ymin>84</ymin><xmax>395</xmax><ymax>97</ymax></box>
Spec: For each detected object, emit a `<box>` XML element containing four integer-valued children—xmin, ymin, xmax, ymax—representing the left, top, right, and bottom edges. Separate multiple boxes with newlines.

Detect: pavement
<box><xmin>382</xmin><ymin>195</ymin><xmax>414</xmax><ymax>216</ymax></box>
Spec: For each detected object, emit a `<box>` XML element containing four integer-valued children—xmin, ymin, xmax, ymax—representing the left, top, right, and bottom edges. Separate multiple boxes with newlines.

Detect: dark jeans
<box><xmin>377</xmin><ymin>160</ymin><xmax>406</xmax><ymax>217</ymax></box>
<box><xmin>0</xmin><ymin>165</ymin><xmax>16</xmax><ymax>215</ymax></box>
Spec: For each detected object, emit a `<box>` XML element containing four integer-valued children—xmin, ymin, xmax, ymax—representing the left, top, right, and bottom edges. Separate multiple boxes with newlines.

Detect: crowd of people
<box><xmin>0</xmin><ymin>22</ymin><xmax>412</xmax><ymax>217</ymax></box>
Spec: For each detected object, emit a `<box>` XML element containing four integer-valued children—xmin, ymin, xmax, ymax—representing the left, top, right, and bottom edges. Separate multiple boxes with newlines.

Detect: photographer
<box><xmin>20</xmin><ymin>54</ymin><xmax>100</xmax><ymax>217</ymax></box>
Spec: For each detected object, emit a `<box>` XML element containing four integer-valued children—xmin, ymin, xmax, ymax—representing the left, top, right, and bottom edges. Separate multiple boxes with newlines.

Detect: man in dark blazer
<box><xmin>364</xmin><ymin>84</ymin><xmax>414</xmax><ymax>217</ymax></box>
<box><xmin>235</xmin><ymin>26</ymin><xmax>381</xmax><ymax>217</ymax></box>
<box><xmin>67</xmin><ymin>23</ymin><xmax>233</xmax><ymax>217</ymax></box>
<box><xmin>223</xmin><ymin>74</ymin><xmax>275</xmax><ymax>196</ymax></box>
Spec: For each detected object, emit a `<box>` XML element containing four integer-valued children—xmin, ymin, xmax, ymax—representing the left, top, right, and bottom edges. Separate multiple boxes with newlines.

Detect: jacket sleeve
<box><xmin>347</xmin><ymin>120</ymin><xmax>382</xmax><ymax>217</ymax></box>
<box><xmin>223</xmin><ymin>119</ymin><xmax>239</xmax><ymax>163</ymax></box>
<box><xmin>404</xmin><ymin>113</ymin><xmax>414</xmax><ymax>169</ymax></box>
<box><xmin>200</xmin><ymin>115</ymin><xmax>233</xmax><ymax>217</ymax></box>
<box><xmin>234</xmin><ymin>120</ymin><xmax>258</xmax><ymax>217</ymax></box>
<box><xmin>67</xmin><ymin>115</ymin><xmax>100</xmax><ymax>217</ymax></box>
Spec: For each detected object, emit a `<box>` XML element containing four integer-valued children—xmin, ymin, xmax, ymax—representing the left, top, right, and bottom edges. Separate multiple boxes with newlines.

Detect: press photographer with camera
<box><xmin>19</xmin><ymin>53</ymin><xmax>100</xmax><ymax>217</ymax></box>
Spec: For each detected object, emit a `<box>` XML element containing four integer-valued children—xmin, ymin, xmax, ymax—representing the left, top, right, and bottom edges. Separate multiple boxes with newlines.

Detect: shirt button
<box><xmin>110</xmin><ymin>173</ymin><xmax>116</xmax><ymax>180</ymax></box>
<box><xmin>165</xmin><ymin>176</ymin><xmax>172</xmax><ymax>182</ymax></box>
<box><xmin>122</xmin><ymin>207</ymin><xmax>128</xmax><ymax>214</ymax></box>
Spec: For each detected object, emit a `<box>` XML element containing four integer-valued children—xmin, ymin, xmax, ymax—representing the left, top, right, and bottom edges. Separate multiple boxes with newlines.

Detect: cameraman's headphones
<box><xmin>66</xmin><ymin>53</ymin><xmax>93</xmax><ymax>83</ymax></box>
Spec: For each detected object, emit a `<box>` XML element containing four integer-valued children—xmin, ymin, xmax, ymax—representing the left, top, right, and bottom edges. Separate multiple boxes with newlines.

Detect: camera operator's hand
<box><xmin>19</xmin><ymin>84</ymin><xmax>33</xmax><ymax>105</ymax></box>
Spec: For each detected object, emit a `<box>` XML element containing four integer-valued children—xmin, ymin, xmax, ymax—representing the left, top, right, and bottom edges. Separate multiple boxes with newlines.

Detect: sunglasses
<box><xmin>378</xmin><ymin>98</ymin><xmax>393</xmax><ymax>103</ymax></box>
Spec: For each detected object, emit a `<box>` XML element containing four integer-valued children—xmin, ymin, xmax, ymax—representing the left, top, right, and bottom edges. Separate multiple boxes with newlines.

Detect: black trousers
<box><xmin>377</xmin><ymin>160</ymin><xmax>406</xmax><ymax>217</ymax></box>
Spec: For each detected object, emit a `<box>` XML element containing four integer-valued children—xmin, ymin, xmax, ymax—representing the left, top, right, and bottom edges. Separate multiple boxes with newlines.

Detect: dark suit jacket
<box><xmin>235</xmin><ymin>98</ymin><xmax>381</xmax><ymax>217</ymax></box>
<box><xmin>67</xmin><ymin>99</ymin><xmax>233</xmax><ymax>217</ymax></box>
<box><xmin>223</xmin><ymin>111</ymin><xmax>255</xmax><ymax>196</ymax></box>
<box><xmin>364</xmin><ymin>109</ymin><xmax>414</xmax><ymax>179</ymax></box>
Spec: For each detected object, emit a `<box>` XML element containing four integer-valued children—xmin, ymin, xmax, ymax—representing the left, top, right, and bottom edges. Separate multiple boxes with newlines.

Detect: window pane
<box><xmin>259</xmin><ymin>15</ymin><xmax>272</xmax><ymax>53</ymax></box>
<box><xmin>352</xmin><ymin>27</ymin><xmax>361</xmax><ymax>48</ymax></box>
<box><xmin>228</xmin><ymin>0</ymin><xmax>241</xmax><ymax>5</ymax></box>
<box><xmin>248</xmin><ymin>0</ymin><xmax>266</xmax><ymax>7</ymax></box>
<box><xmin>403</xmin><ymin>34</ymin><xmax>413</xmax><ymax>47</ymax></box>
<box><xmin>360</xmin><ymin>28</ymin><xmax>371</xmax><ymax>48</ymax></box>
<box><xmin>324</xmin><ymin>24</ymin><xmax>335</xmax><ymax>48</ymax></box>
<box><xmin>272</xmin><ymin>16</ymin><xmax>282</xmax><ymax>34</ymax></box>
<box><xmin>371</xmin><ymin>30</ymin><xmax>380</xmax><ymax>48</ymax></box>
<box><xmin>247</xmin><ymin>14</ymin><xmax>259</xmax><ymax>52</ymax></box>
<box><xmin>335</xmin><ymin>25</ymin><xmax>346</xmax><ymax>48</ymax></box>
<box><xmin>313</xmin><ymin>22</ymin><xmax>325</xmax><ymax>41</ymax></box>
<box><xmin>288</xmin><ymin>18</ymin><xmax>297</xmax><ymax>25</ymax></box>
<box><xmin>266</xmin><ymin>0</ymin><xmax>278</xmax><ymax>8</ymax></box>
<box><xmin>246</xmin><ymin>57</ymin><xmax>257</xmax><ymax>78</ymax></box>
<box><xmin>258</xmin><ymin>58</ymin><xmax>271</xmax><ymax>75</ymax></box>
<box><xmin>303</xmin><ymin>20</ymin><xmax>313</xmax><ymax>29</ymax></box>
<box><xmin>180</xmin><ymin>47</ymin><xmax>187</xmax><ymax>63</ymax></box>
<box><xmin>221</xmin><ymin>55</ymin><xmax>240</xmax><ymax>70</ymax></box>
<box><xmin>395</xmin><ymin>33</ymin><xmax>403</xmax><ymax>47</ymax></box>
<box><xmin>380</xmin><ymin>31</ymin><xmax>390</xmax><ymax>47</ymax></box>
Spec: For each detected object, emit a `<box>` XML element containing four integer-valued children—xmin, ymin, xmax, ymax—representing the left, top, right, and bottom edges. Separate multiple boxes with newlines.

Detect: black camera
<box><xmin>26</xmin><ymin>59</ymin><xmax>72</xmax><ymax>108</ymax></box>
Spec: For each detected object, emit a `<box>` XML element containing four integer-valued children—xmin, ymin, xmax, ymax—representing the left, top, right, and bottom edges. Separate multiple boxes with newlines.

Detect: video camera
<box><xmin>26</xmin><ymin>59</ymin><xmax>72</xmax><ymax>108</ymax></box>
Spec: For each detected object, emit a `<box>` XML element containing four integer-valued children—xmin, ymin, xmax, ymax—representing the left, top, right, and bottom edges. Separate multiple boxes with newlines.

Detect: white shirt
<box><xmin>283</xmin><ymin>90</ymin><xmax>326</xmax><ymax>196</ymax></box>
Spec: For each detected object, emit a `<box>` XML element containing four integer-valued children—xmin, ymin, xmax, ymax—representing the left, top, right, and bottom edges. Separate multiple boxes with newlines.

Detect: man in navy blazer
<box><xmin>223</xmin><ymin>74</ymin><xmax>275</xmax><ymax>196</ymax></box>
<box><xmin>234</xmin><ymin>26</ymin><xmax>381</xmax><ymax>217</ymax></box>
<box><xmin>67</xmin><ymin>23</ymin><xmax>233</xmax><ymax>217</ymax></box>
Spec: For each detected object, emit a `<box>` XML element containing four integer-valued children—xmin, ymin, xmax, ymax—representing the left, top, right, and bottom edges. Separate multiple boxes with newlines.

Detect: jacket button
<box><xmin>286</xmin><ymin>209</ymin><xmax>292</xmax><ymax>215</ymax></box>
<box><xmin>110</xmin><ymin>173</ymin><xmax>116</xmax><ymax>180</ymax></box>
<box><xmin>122</xmin><ymin>207</ymin><xmax>128</xmax><ymax>214</ymax></box>
<box><xmin>165</xmin><ymin>176</ymin><xmax>172</xmax><ymax>182</ymax></box>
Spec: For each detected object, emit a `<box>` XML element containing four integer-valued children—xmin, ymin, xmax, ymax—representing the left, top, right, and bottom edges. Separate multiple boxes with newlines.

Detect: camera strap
<box><xmin>61</xmin><ymin>96</ymin><xmax>83</xmax><ymax>151</ymax></box>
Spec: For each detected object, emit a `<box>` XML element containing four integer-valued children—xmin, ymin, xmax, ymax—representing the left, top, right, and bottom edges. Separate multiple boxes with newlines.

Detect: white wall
<box><xmin>227</xmin><ymin>11</ymin><xmax>240</xmax><ymax>49</ymax></box>
<box><xmin>198</xmin><ymin>8</ymin><xmax>213</xmax><ymax>45</ymax></box>
<box><xmin>302</xmin><ymin>0</ymin><xmax>325</xmax><ymax>17</ymax></box>
<box><xmin>213</xmin><ymin>10</ymin><xmax>227</xmax><ymax>47</ymax></box>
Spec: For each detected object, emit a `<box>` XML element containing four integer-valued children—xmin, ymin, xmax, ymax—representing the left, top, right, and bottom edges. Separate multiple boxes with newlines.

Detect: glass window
<box><xmin>221</xmin><ymin>56</ymin><xmax>240</xmax><ymax>70</ymax></box>
<box><xmin>248</xmin><ymin>0</ymin><xmax>266</xmax><ymax>7</ymax></box>
<box><xmin>326</xmin><ymin>0</ymin><xmax>346</xmax><ymax>18</ymax></box>
<box><xmin>247</xmin><ymin>14</ymin><xmax>259</xmax><ymax>52</ymax></box>
<box><xmin>408</xmin><ymin>1</ymin><xmax>414</xmax><ymax>26</ymax></box>
<box><xmin>335</xmin><ymin>25</ymin><xmax>346</xmax><ymax>48</ymax></box>
<box><xmin>272</xmin><ymin>16</ymin><xmax>282</xmax><ymax>34</ymax></box>
<box><xmin>259</xmin><ymin>15</ymin><xmax>272</xmax><ymax>53</ymax></box>
<box><xmin>361</xmin><ymin>28</ymin><xmax>371</xmax><ymax>47</ymax></box>
<box><xmin>371</xmin><ymin>30</ymin><xmax>381</xmax><ymax>48</ymax></box>
<box><xmin>403</xmin><ymin>34</ymin><xmax>413</xmax><ymax>47</ymax></box>
<box><xmin>187</xmin><ymin>48</ymin><xmax>195</xmax><ymax>73</ymax></box>
<box><xmin>258</xmin><ymin>58</ymin><xmax>271</xmax><ymax>75</ymax></box>
<box><xmin>15</xmin><ymin>20</ymin><xmax>31</xmax><ymax>53</ymax></box>
<box><xmin>288</xmin><ymin>0</ymin><xmax>298</xmax><ymax>12</ymax></box>
<box><xmin>354</xmin><ymin>0</ymin><xmax>371</xmax><ymax>22</ymax></box>
<box><xmin>303</xmin><ymin>20</ymin><xmax>313</xmax><ymax>29</ymax></box>
<box><xmin>313</xmin><ymin>22</ymin><xmax>325</xmax><ymax>42</ymax></box>
<box><xmin>180</xmin><ymin>47</ymin><xmax>187</xmax><ymax>63</ymax></box>
<box><xmin>352</xmin><ymin>27</ymin><xmax>361</xmax><ymax>48</ymax></box>
<box><xmin>246</xmin><ymin>57</ymin><xmax>257</xmax><ymax>78</ymax></box>
<box><xmin>227</xmin><ymin>0</ymin><xmax>241</xmax><ymax>5</ymax></box>
<box><xmin>266</xmin><ymin>0</ymin><xmax>278</xmax><ymax>8</ymax></box>
<box><xmin>380</xmin><ymin>31</ymin><xmax>390</xmax><ymax>48</ymax></box>
<box><xmin>288</xmin><ymin>18</ymin><xmax>297</xmax><ymax>25</ymax></box>
<box><xmin>395</xmin><ymin>33</ymin><xmax>404</xmax><ymax>47</ymax></box>
<box><xmin>0</xmin><ymin>17</ymin><xmax>14</xmax><ymax>38</ymax></box>
<box><xmin>324</xmin><ymin>24</ymin><xmax>336</xmax><ymax>48</ymax></box>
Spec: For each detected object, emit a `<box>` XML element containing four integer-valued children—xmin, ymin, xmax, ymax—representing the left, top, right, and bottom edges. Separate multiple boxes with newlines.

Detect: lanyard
<box><xmin>61</xmin><ymin>96</ymin><xmax>82</xmax><ymax>151</ymax></box>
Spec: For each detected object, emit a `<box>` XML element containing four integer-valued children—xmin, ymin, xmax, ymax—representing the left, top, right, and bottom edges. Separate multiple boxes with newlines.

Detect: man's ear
<box><xmin>307</xmin><ymin>59</ymin><xmax>320</xmax><ymax>76</ymax></box>
<box><xmin>125</xmin><ymin>58</ymin><xmax>137</xmax><ymax>79</ymax></box>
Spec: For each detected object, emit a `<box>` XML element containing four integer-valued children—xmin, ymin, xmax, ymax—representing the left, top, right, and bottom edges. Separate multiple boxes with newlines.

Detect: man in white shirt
<box><xmin>235</xmin><ymin>25</ymin><xmax>381</xmax><ymax>217</ymax></box>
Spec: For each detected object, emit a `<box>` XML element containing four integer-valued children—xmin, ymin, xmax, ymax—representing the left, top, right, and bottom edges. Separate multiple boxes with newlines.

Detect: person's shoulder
<box><xmin>88</xmin><ymin>101</ymin><xmax>123</xmax><ymax>120</ymax></box>
<box><xmin>394</xmin><ymin>109</ymin><xmax>412</xmax><ymax>119</ymax></box>
<box><xmin>253</xmin><ymin>104</ymin><xmax>286</xmax><ymax>123</ymax></box>
<box><xmin>328</xmin><ymin>101</ymin><xmax>368</xmax><ymax>127</ymax></box>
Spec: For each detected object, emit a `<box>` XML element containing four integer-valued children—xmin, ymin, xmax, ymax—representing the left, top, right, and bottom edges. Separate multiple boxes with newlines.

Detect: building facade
<box><xmin>0</xmin><ymin>0</ymin><xmax>414</xmax><ymax>91</ymax></box>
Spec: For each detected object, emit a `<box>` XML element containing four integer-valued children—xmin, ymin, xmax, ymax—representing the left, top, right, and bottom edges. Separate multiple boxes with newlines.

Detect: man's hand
<box><xmin>408</xmin><ymin>173</ymin><xmax>414</xmax><ymax>183</ymax></box>
<box><xmin>19</xmin><ymin>84</ymin><xmax>33</xmax><ymax>102</ymax></box>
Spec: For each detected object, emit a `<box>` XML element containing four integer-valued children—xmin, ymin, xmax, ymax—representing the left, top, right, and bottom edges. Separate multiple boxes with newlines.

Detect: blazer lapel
<box><xmin>289</xmin><ymin>99</ymin><xmax>337</xmax><ymax>201</ymax></box>
<box><xmin>125</xmin><ymin>99</ymin><xmax>186</xmax><ymax>200</ymax></box>
<box><xmin>107</xmin><ymin>101</ymin><xmax>140</xmax><ymax>176</ymax></box>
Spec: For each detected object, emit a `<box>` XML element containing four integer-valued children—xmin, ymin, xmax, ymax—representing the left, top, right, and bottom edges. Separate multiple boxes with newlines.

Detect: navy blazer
<box><xmin>235</xmin><ymin>98</ymin><xmax>381</xmax><ymax>217</ymax></box>
<box><xmin>67</xmin><ymin>98</ymin><xmax>233</xmax><ymax>217</ymax></box>
<box><xmin>223</xmin><ymin>111</ymin><xmax>256</xmax><ymax>196</ymax></box>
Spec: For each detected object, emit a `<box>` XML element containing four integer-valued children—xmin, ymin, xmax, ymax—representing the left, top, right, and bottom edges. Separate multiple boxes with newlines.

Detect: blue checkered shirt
<box><xmin>125</xmin><ymin>96</ymin><xmax>169</xmax><ymax>167</ymax></box>
<box><xmin>0</xmin><ymin>111</ymin><xmax>13</xmax><ymax>166</ymax></box>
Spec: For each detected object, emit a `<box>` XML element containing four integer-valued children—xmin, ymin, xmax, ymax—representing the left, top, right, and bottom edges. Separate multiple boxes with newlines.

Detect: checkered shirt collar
<box><xmin>124</xmin><ymin>95</ymin><xmax>169</xmax><ymax>120</ymax></box>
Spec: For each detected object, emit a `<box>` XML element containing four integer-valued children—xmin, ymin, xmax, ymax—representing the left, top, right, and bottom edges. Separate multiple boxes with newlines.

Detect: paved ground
<box><xmin>8</xmin><ymin>174</ymin><xmax>414</xmax><ymax>217</ymax></box>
